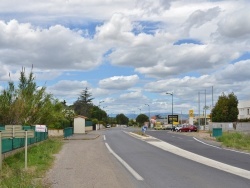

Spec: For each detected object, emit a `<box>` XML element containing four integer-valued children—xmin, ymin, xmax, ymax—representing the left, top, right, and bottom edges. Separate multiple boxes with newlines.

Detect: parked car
<box><xmin>106</xmin><ymin>124</ymin><xmax>111</xmax><ymax>128</ymax></box>
<box><xmin>188</xmin><ymin>125</ymin><xmax>197</xmax><ymax>132</ymax></box>
<box><xmin>154</xmin><ymin>124</ymin><xmax>163</xmax><ymax>130</ymax></box>
<box><xmin>163</xmin><ymin>124</ymin><xmax>172</xmax><ymax>130</ymax></box>
<box><xmin>178</xmin><ymin>125</ymin><xmax>197</xmax><ymax>132</ymax></box>
<box><xmin>175</xmin><ymin>124</ymin><xmax>184</xmax><ymax>132</ymax></box>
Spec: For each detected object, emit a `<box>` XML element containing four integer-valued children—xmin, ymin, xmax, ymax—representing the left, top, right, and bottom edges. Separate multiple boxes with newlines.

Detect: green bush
<box><xmin>217</xmin><ymin>132</ymin><xmax>250</xmax><ymax>151</ymax></box>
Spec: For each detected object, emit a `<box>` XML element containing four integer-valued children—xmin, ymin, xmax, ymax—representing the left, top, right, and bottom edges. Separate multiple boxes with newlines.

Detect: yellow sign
<box><xmin>189</xmin><ymin>110</ymin><xmax>194</xmax><ymax>117</ymax></box>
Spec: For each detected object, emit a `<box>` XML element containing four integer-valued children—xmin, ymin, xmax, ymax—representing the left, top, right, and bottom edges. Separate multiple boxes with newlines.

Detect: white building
<box><xmin>238</xmin><ymin>101</ymin><xmax>250</xmax><ymax>119</ymax></box>
<box><xmin>74</xmin><ymin>115</ymin><xmax>87</xmax><ymax>133</ymax></box>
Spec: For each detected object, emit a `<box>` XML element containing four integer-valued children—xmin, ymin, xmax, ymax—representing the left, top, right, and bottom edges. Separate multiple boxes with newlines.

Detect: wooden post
<box><xmin>0</xmin><ymin>132</ymin><xmax>2</xmax><ymax>170</ymax></box>
<box><xmin>25</xmin><ymin>130</ymin><xmax>28</xmax><ymax>169</ymax></box>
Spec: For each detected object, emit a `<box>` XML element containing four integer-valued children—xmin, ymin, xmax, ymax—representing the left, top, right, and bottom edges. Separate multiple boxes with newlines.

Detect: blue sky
<box><xmin>0</xmin><ymin>0</ymin><xmax>250</xmax><ymax>117</ymax></box>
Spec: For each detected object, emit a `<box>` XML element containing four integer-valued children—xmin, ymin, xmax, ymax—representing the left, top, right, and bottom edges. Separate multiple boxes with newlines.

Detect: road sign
<box><xmin>5</xmin><ymin>125</ymin><xmax>22</xmax><ymax>131</ymax></box>
<box><xmin>0</xmin><ymin>129</ymin><xmax>35</xmax><ymax>170</ymax></box>
<box><xmin>189</xmin><ymin>110</ymin><xmax>194</xmax><ymax>117</ymax></box>
<box><xmin>35</xmin><ymin>125</ymin><xmax>47</xmax><ymax>132</ymax></box>
<box><xmin>0</xmin><ymin>130</ymin><xmax>34</xmax><ymax>138</ymax></box>
<box><xmin>168</xmin><ymin>115</ymin><xmax>179</xmax><ymax>124</ymax></box>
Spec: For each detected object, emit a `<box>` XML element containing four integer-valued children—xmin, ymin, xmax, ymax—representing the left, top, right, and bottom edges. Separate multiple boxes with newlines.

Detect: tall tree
<box><xmin>116</xmin><ymin>113</ymin><xmax>129</xmax><ymax>125</ymax></box>
<box><xmin>73</xmin><ymin>87</ymin><xmax>94</xmax><ymax>117</ymax></box>
<box><xmin>136</xmin><ymin>114</ymin><xmax>149</xmax><ymax>126</ymax></box>
<box><xmin>0</xmin><ymin>67</ymin><xmax>68</xmax><ymax>127</ymax></box>
<box><xmin>211</xmin><ymin>92</ymin><xmax>238</xmax><ymax>122</ymax></box>
<box><xmin>90</xmin><ymin>106</ymin><xmax>107</xmax><ymax>121</ymax></box>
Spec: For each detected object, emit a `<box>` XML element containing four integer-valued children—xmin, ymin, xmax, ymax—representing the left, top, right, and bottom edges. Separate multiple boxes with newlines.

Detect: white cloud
<box><xmin>47</xmin><ymin>80</ymin><xmax>90</xmax><ymax>103</ymax></box>
<box><xmin>0</xmin><ymin>0</ymin><xmax>250</xmax><ymax>115</ymax></box>
<box><xmin>218</xmin><ymin>7</ymin><xmax>250</xmax><ymax>39</ymax></box>
<box><xmin>0</xmin><ymin>20</ymin><xmax>105</xmax><ymax>72</ymax></box>
<box><xmin>182</xmin><ymin>6</ymin><xmax>221</xmax><ymax>36</ymax></box>
<box><xmin>99</xmin><ymin>75</ymin><xmax>139</xmax><ymax>90</ymax></box>
<box><xmin>215</xmin><ymin>60</ymin><xmax>250</xmax><ymax>83</ymax></box>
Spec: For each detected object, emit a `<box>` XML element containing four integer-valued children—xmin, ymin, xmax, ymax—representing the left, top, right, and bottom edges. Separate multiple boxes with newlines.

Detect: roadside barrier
<box><xmin>1</xmin><ymin>125</ymin><xmax>48</xmax><ymax>154</ymax></box>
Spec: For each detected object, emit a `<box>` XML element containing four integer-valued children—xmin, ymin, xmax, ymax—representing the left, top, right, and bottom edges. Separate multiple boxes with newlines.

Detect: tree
<box><xmin>73</xmin><ymin>87</ymin><xmax>94</xmax><ymax>117</ymax></box>
<box><xmin>116</xmin><ymin>113</ymin><xmax>129</xmax><ymax>125</ymax></box>
<box><xmin>90</xmin><ymin>106</ymin><xmax>107</xmax><ymax>121</ymax></box>
<box><xmin>136</xmin><ymin>114</ymin><xmax>148</xmax><ymax>126</ymax></box>
<box><xmin>128</xmin><ymin>119</ymin><xmax>137</xmax><ymax>127</ymax></box>
<box><xmin>0</xmin><ymin>67</ymin><xmax>68</xmax><ymax>128</ymax></box>
<box><xmin>211</xmin><ymin>92</ymin><xmax>238</xmax><ymax>122</ymax></box>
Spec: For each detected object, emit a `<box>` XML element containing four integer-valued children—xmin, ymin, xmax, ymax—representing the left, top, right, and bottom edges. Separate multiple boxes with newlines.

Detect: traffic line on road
<box><xmin>105</xmin><ymin>143</ymin><xmax>144</xmax><ymax>181</ymax></box>
<box><xmin>103</xmin><ymin>135</ymin><xmax>106</xmax><ymax>141</ymax></box>
<box><xmin>193</xmin><ymin>137</ymin><xmax>222</xmax><ymax>149</ymax></box>
<box><xmin>193</xmin><ymin>137</ymin><xmax>250</xmax><ymax>155</ymax></box>
<box><xmin>147</xmin><ymin>139</ymin><xmax>250</xmax><ymax>180</ymax></box>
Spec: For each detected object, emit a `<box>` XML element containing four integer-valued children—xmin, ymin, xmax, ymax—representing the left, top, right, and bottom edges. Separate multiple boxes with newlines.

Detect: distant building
<box><xmin>238</xmin><ymin>101</ymin><xmax>250</xmax><ymax>119</ymax></box>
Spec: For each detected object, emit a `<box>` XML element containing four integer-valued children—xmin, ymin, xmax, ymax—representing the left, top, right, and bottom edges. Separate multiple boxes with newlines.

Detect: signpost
<box><xmin>0</xmin><ymin>125</ymin><xmax>35</xmax><ymax>170</ymax></box>
<box><xmin>168</xmin><ymin>115</ymin><xmax>179</xmax><ymax>124</ymax></box>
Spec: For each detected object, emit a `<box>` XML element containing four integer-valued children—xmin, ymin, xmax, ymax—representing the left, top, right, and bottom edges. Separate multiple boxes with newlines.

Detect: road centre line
<box><xmin>147</xmin><ymin>139</ymin><xmax>250</xmax><ymax>180</ymax></box>
<box><xmin>103</xmin><ymin>135</ymin><xmax>106</xmax><ymax>141</ymax></box>
<box><xmin>105</xmin><ymin>143</ymin><xmax>144</xmax><ymax>181</ymax></box>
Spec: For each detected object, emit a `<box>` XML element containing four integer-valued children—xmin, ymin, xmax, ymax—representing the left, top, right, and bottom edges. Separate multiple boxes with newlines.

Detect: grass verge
<box><xmin>0</xmin><ymin>137</ymin><xmax>63</xmax><ymax>188</ymax></box>
<box><xmin>133</xmin><ymin>131</ymin><xmax>148</xmax><ymax>137</ymax></box>
<box><xmin>217</xmin><ymin>132</ymin><xmax>250</xmax><ymax>152</ymax></box>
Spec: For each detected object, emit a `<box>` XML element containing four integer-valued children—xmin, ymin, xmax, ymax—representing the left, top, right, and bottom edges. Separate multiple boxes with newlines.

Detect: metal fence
<box><xmin>64</xmin><ymin>127</ymin><xmax>73</xmax><ymax>138</ymax></box>
<box><xmin>1</xmin><ymin>125</ymin><xmax>48</xmax><ymax>154</ymax></box>
<box><xmin>86</xmin><ymin>121</ymin><xmax>93</xmax><ymax>127</ymax></box>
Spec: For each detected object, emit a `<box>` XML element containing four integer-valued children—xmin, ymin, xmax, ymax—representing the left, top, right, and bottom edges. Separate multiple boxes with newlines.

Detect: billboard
<box><xmin>168</xmin><ymin>115</ymin><xmax>179</xmax><ymax>124</ymax></box>
<box><xmin>189</xmin><ymin>110</ymin><xmax>194</xmax><ymax>117</ymax></box>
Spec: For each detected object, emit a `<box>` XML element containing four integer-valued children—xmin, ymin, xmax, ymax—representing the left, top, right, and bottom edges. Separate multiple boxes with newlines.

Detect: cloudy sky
<box><xmin>0</xmin><ymin>0</ymin><xmax>250</xmax><ymax>117</ymax></box>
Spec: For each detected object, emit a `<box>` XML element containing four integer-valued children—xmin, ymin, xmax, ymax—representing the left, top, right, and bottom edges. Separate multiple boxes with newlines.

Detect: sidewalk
<box><xmin>44</xmin><ymin>130</ymin><xmax>136</xmax><ymax>188</ymax></box>
<box><xmin>64</xmin><ymin>131</ymin><xmax>100</xmax><ymax>140</ymax></box>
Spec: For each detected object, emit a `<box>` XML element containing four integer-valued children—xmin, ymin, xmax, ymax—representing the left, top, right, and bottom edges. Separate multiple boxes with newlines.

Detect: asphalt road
<box><xmin>104</xmin><ymin>127</ymin><xmax>250</xmax><ymax>188</ymax></box>
<box><xmin>146</xmin><ymin>130</ymin><xmax>250</xmax><ymax>171</ymax></box>
<box><xmin>44</xmin><ymin>131</ymin><xmax>139</xmax><ymax>188</ymax></box>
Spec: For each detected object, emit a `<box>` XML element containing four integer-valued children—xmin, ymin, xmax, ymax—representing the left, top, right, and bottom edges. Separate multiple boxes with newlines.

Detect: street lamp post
<box><xmin>145</xmin><ymin>104</ymin><xmax>150</xmax><ymax>128</ymax></box>
<box><xmin>166</xmin><ymin>92</ymin><xmax>173</xmax><ymax>130</ymax></box>
<box><xmin>98</xmin><ymin>100</ymin><xmax>104</xmax><ymax>122</ymax></box>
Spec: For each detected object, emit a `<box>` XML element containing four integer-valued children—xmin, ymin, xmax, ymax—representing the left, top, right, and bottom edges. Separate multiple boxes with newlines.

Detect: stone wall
<box><xmin>209</xmin><ymin>122</ymin><xmax>250</xmax><ymax>132</ymax></box>
<box><xmin>48</xmin><ymin>129</ymin><xmax>64</xmax><ymax>137</ymax></box>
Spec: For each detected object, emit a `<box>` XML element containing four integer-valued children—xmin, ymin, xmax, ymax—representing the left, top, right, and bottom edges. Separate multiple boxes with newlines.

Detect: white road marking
<box><xmin>193</xmin><ymin>137</ymin><xmax>250</xmax><ymax>155</ymax></box>
<box><xmin>105</xmin><ymin>143</ymin><xmax>144</xmax><ymax>181</ymax></box>
<box><xmin>147</xmin><ymin>139</ymin><xmax>250</xmax><ymax>180</ymax></box>
<box><xmin>193</xmin><ymin>137</ymin><xmax>222</xmax><ymax>149</ymax></box>
<box><xmin>125</xmin><ymin>132</ymin><xmax>250</xmax><ymax>180</ymax></box>
<box><xmin>103</xmin><ymin>135</ymin><xmax>106</xmax><ymax>141</ymax></box>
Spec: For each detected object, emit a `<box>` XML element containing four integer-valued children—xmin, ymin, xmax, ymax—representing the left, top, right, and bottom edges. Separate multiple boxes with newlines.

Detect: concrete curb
<box><xmin>64</xmin><ymin>134</ymin><xmax>100</xmax><ymax>140</ymax></box>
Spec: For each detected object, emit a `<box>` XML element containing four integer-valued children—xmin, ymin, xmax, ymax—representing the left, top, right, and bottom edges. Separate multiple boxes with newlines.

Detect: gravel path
<box><xmin>44</xmin><ymin>131</ymin><xmax>136</xmax><ymax>188</ymax></box>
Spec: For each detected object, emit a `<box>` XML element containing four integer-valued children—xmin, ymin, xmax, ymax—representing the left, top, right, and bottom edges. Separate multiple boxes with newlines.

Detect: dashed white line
<box><xmin>103</xmin><ymin>135</ymin><xmax>106</xmax><ymax>141</ymax></box>
<box><xmin>105</xmin><ymin>143</ymin><xmax>144</xmax><ymax>181</ymax></box>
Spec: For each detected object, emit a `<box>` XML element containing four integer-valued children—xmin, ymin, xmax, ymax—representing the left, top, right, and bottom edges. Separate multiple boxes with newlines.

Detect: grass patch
<box><xmin>217</xmin><ymin>132</ymin><xmax>250</xmax><ymax>152</ymax></box>
<box><xmin>133</xmin><ymin>131</ymin><xmax>148</xmax><ymax>137</ymax></box>
<box><xmin>0</xmin><ymin>138</ymin><xmax>63</xmax><ymax>188</ymax></box>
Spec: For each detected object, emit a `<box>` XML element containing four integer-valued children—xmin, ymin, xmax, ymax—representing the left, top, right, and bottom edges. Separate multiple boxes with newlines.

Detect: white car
<box><xmin>175</xmin><ymin>124</ymin><xmax>184</xmax><ymax>132</ymax></box>
<box><xmin>106</xmin><ymin>124</ymin><xmax>111</xmax><ymax>128</ymax></box>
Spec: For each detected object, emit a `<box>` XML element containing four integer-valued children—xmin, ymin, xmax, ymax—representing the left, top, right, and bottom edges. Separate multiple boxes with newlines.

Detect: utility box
<box><xmin>212</xmin><ymin>128</ymin><xmax>222</xmax><ymax>137</ymax></box>
<box><xmin>74</xmin><ymin>116</ymin><xmax>87</xmax><ymax>134</ymax></box>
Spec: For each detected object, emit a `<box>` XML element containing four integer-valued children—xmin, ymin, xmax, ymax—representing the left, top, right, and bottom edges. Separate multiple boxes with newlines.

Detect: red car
<box><xmin>179</xmin><ymin>125</ymin><xmax>197</xmax><ymax>132</ymax></box>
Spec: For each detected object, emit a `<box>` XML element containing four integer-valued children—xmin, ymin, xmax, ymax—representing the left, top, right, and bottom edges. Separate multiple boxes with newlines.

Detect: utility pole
<box><xmin>166</xmin><ymin>92</ymin><xmax>174</xmax><ymax>130</ymax></box>
<box><xmin>145</xmin><ymin>104</ymin><xmax>150</xmax><ymax>128</ymax></box>
<box><xmin>205</xmin><ymin>89</ymin><xmax>207</xmax><ymax>127</ymax></box>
